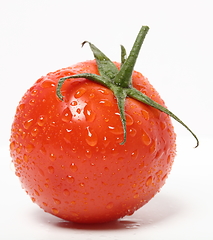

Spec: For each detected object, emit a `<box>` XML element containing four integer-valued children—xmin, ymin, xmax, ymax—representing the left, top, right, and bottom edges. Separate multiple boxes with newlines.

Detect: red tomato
<box><xmin>10</xmin><ymin>59</ymin><xmax>176</xmax><ymax>223</ymax></box>
<box><xmin>10</xmin><ymin>26</ymin><xmax>197</xmax><ymax>223</ymax></box>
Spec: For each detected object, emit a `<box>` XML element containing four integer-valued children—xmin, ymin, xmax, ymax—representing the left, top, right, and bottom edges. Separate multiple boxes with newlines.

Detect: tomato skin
<box><xmin>10</xmin><ymin>60</ymin><xmax>176</xmax><ymax>223</ymax></box>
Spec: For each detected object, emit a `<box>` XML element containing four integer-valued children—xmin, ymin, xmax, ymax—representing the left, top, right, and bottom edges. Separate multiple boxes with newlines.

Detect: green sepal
<box><xmin>56</xmin><ymin>26</ymin><xmax>199</xmax><ymax>148</ymax></box>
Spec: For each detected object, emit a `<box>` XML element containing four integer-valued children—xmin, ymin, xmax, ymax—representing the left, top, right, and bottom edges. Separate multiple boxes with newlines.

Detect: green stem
<box><xmin>113</xmin><ymin>26</ymin><xmax>149</xmax><ymax>87</ymax></box>
<box><xmin>56</xmin><ymin>25</ymin><xmax>199</xmax><ymax>148</ymax></box>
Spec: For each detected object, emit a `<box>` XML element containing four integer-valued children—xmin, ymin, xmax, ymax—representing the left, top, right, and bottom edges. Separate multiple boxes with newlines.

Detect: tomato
<box><xmin>10</xmin><ymin>26</ymin><xmax>198</xmax><ymax>224</ymax></box>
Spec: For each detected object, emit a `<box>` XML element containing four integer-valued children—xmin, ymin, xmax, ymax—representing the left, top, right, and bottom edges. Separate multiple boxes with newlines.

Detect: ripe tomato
<box><xmin>10</xmin><ymin>26</ymin><xmax>197</xmax><ymax>224</ymax></box>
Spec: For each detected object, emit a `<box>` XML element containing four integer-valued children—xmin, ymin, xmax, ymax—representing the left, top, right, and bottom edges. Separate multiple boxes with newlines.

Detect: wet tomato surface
<box><xmin>10</xmin><ymin>60</ymin><xmax>176</xmax><ymax>223</ymax></box>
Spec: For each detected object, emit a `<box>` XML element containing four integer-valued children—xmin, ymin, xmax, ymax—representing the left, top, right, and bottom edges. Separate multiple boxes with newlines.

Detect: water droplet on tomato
<box><xmin>63</xmin><ymin>189</ymin><xmax>70</xmax><ymax>196</ymax></box>
<box><xmin>102</xmin><ymin>136</ymin><xmax>110</xmax><ymax>147</ymax></box>
<box><xmin>146</xmin><ymin>176</ymin><xmax>153</xmax><ymax>186</ymax></box>
<box><xmin>108</xmin><ymin>125</ymin><xmax>123</xmax><ymax>135</ymax></box>
<box><xmin>156</xmin><ymin>170</ymin><xmax>163</xmax><ymax>176</ymax></box>
<box><xmin>25</xmin><ymin>143</ymin><xmax>35</xmax><ymax>153</ymax></box>
<box><xmin>53</xmin><ymin>198</ymin><xmax>61</xmax><ymax>205</ymax></box>
<box><xmin>38</xmin><ymin>167</ymin><xmax>44</xmax><ymax>176</ymax></box>
<box><xmin>141</xmin><ymin>109</ymin><xmax>150</xmax><ymax>120</ymax></box>
<box><xmin>79</xmin><ymin>182</ymin><xmax>85</xmax><ymax>187</ymax></box>
<box><xmin>29</xmin><ymin>99</ymin><xmax>36</xmax><ymax>105</ymax></box>
<box><xmin>41</xmin><ymin>80</ymin><xmax>55</xmax><ymax>88</ymax></box>
<box><xmin>71</xmin><ymin>212</ymin><xmax>79</xmax><ymax>217</ymax></box>
<box><xmin>106</xmin><ymin>202</ymin><xmax>114</xmax><ymax>209</ymax></box>
<box><xmin>133</xmin><ymin>193</ymin><xmax>140</xmax><ymax>199</ymax></box>
<box><xmin>126</xmin><ymin>114</ymin><xmax>134</xmax><ymax>126</ymax></box>
<box><xmin>74</xmin><ymin>87</ymin><xmax>87</xmax><ymax>98</ymax></box>
<box><xmin>61</xmin><ymin>108</ymin><xmax>72</xmax><ymax>122</ymax></box>
<box><xmin>126</xmin><ymin>208</ymin><xmax>135</xmax><ymax>216</ymax></box>
<box><xmin>84</xmin><ymin>105</ymin><xmax>96</xmax><ymax>122</ymax></box>
<box><xmin>48</xmin><ymin>166</ymin><xmax>54</xmax><ymax>174</ymax></box>
<box><xmin>42</xmin><ymin>202</ymin><xmax>48</xmax><ymax>207</ymax></box>
<box><xmin>34</xmin><ymin>189</ymin><xmax>40</xmax><ymax>196</ymax></box>
<box><xmin>162</xmin><ymin>173</ymin><xmax>168</xmax><ymax>181</ymax></box>
<box><xmin>99</xmin><ymin>99</ymin><xmax>112</xmax><ymax>106</ymax></box>
<box><xmin>142</xmin><ymin>131</ymin><xmax>152</xmax><ymax>146</ymax></box>
<box><xmin>51</xmin><ymin>208</ymin><xmax>59</xmax><ymax>214</ymax></box>
<box><xmin>70</xmin><ymin>163</ymin><xmax>78</xmax><ymax>172</ymax></box>
<box><xmin>167</xmin><ymin>155</ymin><xmax>171</xmax><ymax>164</ymax></box>
<box><xmin>10</xmin><ymin>141</ymin><xmax>16</xmax><ymax>151</ymax></box>
<box><xmin>31</xmin><ymin>127</ymin><xmax>39</xmax><ymax>137</ymax></box>
<box><xmin>98</xmin><ymin>88</ymin><xmax>110</xmax><ymax>95</ymax></box>
<box><xmin>160</xmin><ymin>121</ymin><xmax>167</xmax><ymax>130</ymax></box>
<box><xmin>23</xmin><ymin>119</ymin><xmax>34</xmax><ymax>129</ymax></box>
<box><xmin>31</xmin><ymin>89</ymin><xmax>38</xmax><ymax>96</ymax></box>
<box><xmin>40</xmin><ymin>145</ymin><xmax>46</xmax><ymax>154</ymax></box>
<box><xmin>37</xmin><ymin>115</ymin><xmax>46</xmax><ymax>126</ymax></box>
<box><xmin>49</xmin><ymin>153</ymin><xmax>56</xmax><ymax>161</ymax></box>
<box><xmin>131</xmin><ymin>150</ymin><xmax>138</xmax><ymax>159</ymax></box>
<box><xmin>85</xmin><ymin>126</ymin><xmax>98</xmax><ymax>147</ymax></box>
<box><xmin>85</xmin><ymin>149</ymin><xmax>92</xmax><ymax>158</ymax></box>
<box><xmin>70</xmin><ymin>101</ymin><xmax>77</xmax><ymax>106</ymax></box>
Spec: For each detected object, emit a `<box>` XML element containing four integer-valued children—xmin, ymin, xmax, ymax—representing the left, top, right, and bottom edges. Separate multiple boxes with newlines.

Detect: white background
<box><xmin>1</xmin><ymin>0</ymin><xmax>212</xmax><ymax>239</ymax></box>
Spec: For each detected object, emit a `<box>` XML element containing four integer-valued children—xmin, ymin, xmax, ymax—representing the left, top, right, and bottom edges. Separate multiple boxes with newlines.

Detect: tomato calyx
<box><xmin>56</xmin><ymin>26</ymin><xmax>199</xmax><ymax>147</ymax></box>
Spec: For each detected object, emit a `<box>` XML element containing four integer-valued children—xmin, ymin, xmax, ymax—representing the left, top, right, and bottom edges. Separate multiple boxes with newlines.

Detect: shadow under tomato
<box><xmin>33</xmin><ymin>193</ymin><xmax>183</xmax><ymax>231</ymax></box>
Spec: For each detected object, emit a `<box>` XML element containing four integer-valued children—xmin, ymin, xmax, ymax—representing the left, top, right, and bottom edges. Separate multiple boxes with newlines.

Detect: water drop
<box><xmin>25</xmin><ymin>143</ymin><xmax>35</xmax><ymax>153</ymax></box>
<box><xmin>53</xmin><ymin>198</ymin><xmax>61</xmax><ymax>205</ymax></box>
<box><xmin>38</xmin><ymin>185</ymin><xmax>43</xmax><ymax>192</ymax></box>
<box><xmin>99</xmin><ymin>99</ymin><xmax>112</xmax><ymax>106</ymax></box>
<box><xmin>31</xmin><ymin>127</ymin><xmax>39</xmax><ymax>137</ymax></box>
<box><xmin>49</xmin><ymin>153</ymin><xmax>56</xmax><ymax>161</ymax></box>
<box><xmin>61</xmin><ymin>108</ymin><xmax>72</xmax><ymax>122</ymax></box>
<box><xmin>149</xmin><ymin>141</ymin><xmax>157</xmax><ymax>154</ymax></box>
<box><xmin>10</xmin><ymin>141</ymin><xmax>16</xmax><ymax>151</ymax></box>
<box><xmin>141</xmin><ymin>109</ymin><xmax>150</xmax><ymax>120</ymax></box>
<box><xmin>146</xmin><ymin>176</ymin><xmax>153</xmax><ymax>186</ymax></box>
<box><xmin>41</xmin><ymin>80</ymin><xmax>55</xmax><ymax>88</ymax></box>
<box><xmin>133</xmin><ymin>193</ymin><xmax>140</xmax><ymax>199</ymax></box>
<box><xmin>23</xmin><ymin>119</ymin><xmax>34</xmax><ymax>129</ymax></box>
<box><xmin>162</xmin><ymin>173</ymin><xmax>168</xmax><ymax>181</ymax></box>
<box><xmin>126</xmin><ymin>114</ymin><xmax>134</xmax><ymax>126</ymax></box>
<box><xmin>167</xmin><ymin>155</ymin><xmax>171</xmax><ymax>164</ymax></box>
<box><xmin>29</xmin><ymin>99</ymin><xmax>36</xmax><ymax>105</ymax></box>
<box><xmin>70</xmin><ymin>163</ymin><xmax>78</xmax><ymax>172</ymax></box>
<box><xmin>131</xmin><ymin>150</ymin><xmax>138</xmax><ymax>160</ymax></box>
<box><xmin>70</xmin><ymin>101</ymin><xmax>77</xmax><ymax>106</ymax></box>
<box><xmin>51</xmin><ymin>208</ymin><xmax>59</xmax><ymax>214</ymax></box>
<box><xmin>74</xmin><ymin>87</ymin><xmax>87</xmax><ymax>98</ymax></box>
<box><xmin>40</xmin><ymin>145</ymin><xmax>46</xmax><ymax>154</ymax></box>
<box><xmin>85</xmin><ymin>126</ymin><xmax>98</xmax><ymax>147</ymax></box>
<box><xmin>85</xmin><ymin>149</ymin><xmax>92</xmax><ymax>159</ymax></box>
<box><xmin>37</xmin><ymin>115</ymin><xmax>46</xmax><ymax>126</ymax></box>
<box><xmin>106</xmin><ymin>202</ymin><xmax>114</xmax><ymax>209</ymax></box>
<box><xmin>48</xmin><ymin>166</ymin><xmax>55</xmax><ymax>174</ymax></box>
<box><xmin>84</xmin><ymin>104</ymin><xmax>96</xmax><ymax>122</ymax></box>
<box><xmin>108</xmin><ymin>125</ymin><xmax>123</xmax><ymax>135</ymax></box>
<box><xmin>156</xmin><ymin>170</ymin><xmax>163</xmax><ymax>176</ymax></box>
<box><xmin>126</xmin><ymin>208</ymin><xmax>135</xmax><ymax>216</ymax></box>
<box><xmin>63</xmin><ymin>189</ymin><xmax>70</xmax><ymax>196</ymax></box>
<box><xmin>38</xmin><ymin>167</ymin><xmax>44</xmax><ymax>176</ymax></box>
<box><xmin>34</xmin><ymin>189</ymin><xmax>40</xmax><ymax>196</ymax></box>
<box><xmin>31</xmin><ymin>89</ymin><xmax>38</xmax><ymax>96</ymax></box>
<box><xmin>71</xmin><ymin>212</ymin><xmax>79</xmax><ymax>217</ymax></box>
<box><xmin>142</xmin><ymin>131</ymin><xmax>152</xmax><ymax>146</ymax></box>
<box><xmin>98</xmin><ymin>88</ymin><xmax>110</xmax><ymax>95</ymax></box>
